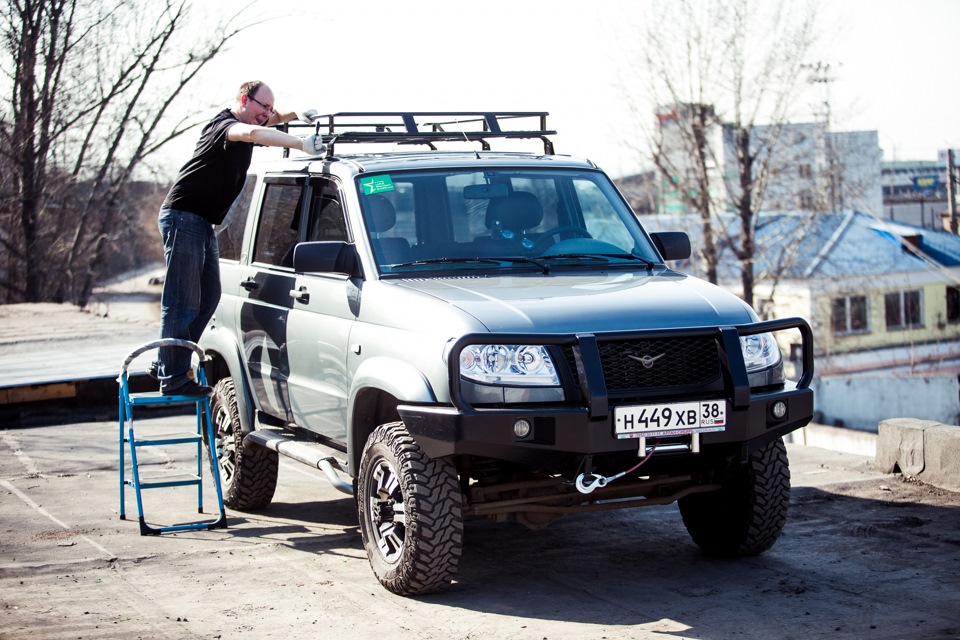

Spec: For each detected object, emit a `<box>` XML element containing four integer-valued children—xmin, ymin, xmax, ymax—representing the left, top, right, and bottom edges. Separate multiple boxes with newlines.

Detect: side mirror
<box><xmin>293</xmin><ymin>241</ymin><xmax>363</xmax><ymax>277</ymax></box>
<box><xmin>650</xmin><ymin>231</ymin><xmax>691</xmax><ymax>261</ymax></box>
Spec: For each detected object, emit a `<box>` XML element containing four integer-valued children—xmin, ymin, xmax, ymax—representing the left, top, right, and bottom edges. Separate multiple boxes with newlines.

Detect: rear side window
<box><xmin>216</xmin><ymin>175</ymin><xmax>256</xmax><ymax>261</ymax></box>
<box><xmin>252</xmin><ymin>182</ymin><xmax>303</xmax><ymax>268</ymax></box>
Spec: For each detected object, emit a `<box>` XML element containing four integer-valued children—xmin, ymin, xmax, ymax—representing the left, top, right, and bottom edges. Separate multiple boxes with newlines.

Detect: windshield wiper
<box><xmin>389</xmin><ymin>256</ymin><xmax>549</xmax><ymax>272</ymax></box>
<box><xmin>389</xmin><ymin>257</ymin><xmax>502</xmax><ymax>268</ymax></box>
<box><xmin>539</xmin><ymin>253</ymin><xmax>657</xmax><ymax>271</ymax></box>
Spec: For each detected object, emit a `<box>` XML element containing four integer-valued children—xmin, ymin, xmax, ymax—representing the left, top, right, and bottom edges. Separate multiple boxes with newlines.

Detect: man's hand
<box><xmin>296</xmin><ymin>108</ymin><xmax>321</xmax><ymax>124</ymax></box>
<box><xmin>300</xmin><ymin>134</ymin><xmax>326</xmax><ymax>156</ymax></box>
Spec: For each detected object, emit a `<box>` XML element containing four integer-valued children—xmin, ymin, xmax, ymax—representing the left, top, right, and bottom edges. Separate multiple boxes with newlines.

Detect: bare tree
<box><xmin>650</xmin><ymin>103</ymin><xmax>722</xmax><ymax>284</ymax></box>
<box><xmin>0</xmin><ymin>0</ymin><xmax>255</xmax><ymax>305</ymax></box>
<box><xmin>625</xmin><ymin>0</ymin><xmax>820</xmax><ymax>307</ymax></box>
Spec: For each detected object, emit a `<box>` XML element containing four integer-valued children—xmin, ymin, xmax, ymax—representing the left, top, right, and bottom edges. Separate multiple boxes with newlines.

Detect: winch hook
<box><xmin>573</xmin><ymin>439</ymin><xmax>661</xmax><ymax>495</ymax></box>
<box><xmin>575</xmin><ymin>473</ymin><xmax>607</xmax><ymax>494</ymax></box>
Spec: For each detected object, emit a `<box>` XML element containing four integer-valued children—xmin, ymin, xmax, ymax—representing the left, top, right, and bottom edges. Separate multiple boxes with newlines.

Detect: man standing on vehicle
<box><xmin>154</xmin><ymin>80</ymin><xmax>324</xmax><ymax>396</ymax></box>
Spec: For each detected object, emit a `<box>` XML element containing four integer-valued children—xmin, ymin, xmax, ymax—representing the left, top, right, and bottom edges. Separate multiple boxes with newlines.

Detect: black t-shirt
<box><xmin>163</xmin><ymin>109</ymin><xmax>253</xmax><ymax>224</ymax></box>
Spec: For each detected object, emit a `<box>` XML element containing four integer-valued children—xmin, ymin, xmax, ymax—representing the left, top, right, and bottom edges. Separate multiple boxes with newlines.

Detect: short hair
<box><xmin>237</xmin><ymin>80</ymin><xmax>264</xmax><ymax>101</ymax></box>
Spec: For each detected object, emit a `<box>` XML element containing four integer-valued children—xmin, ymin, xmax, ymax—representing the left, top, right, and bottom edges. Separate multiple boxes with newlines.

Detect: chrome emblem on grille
<box><xmin>628</xmin><ymin>353</ymin><xmax>666</xmax><ymax>369</ymax></box>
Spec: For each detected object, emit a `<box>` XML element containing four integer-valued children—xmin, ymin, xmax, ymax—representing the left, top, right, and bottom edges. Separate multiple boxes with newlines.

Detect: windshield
<box><xmin>356</xmin><ymin>168</ymin><xmax>661</xmax><ymax>274</ymax></box>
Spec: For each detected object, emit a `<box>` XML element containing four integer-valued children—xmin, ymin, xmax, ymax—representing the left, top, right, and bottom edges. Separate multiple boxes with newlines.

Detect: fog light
<box><xmin>772</xmin><ymin>400</ymin><xmax>787</xmax><ymax>419</ymax></box>
<box><xmin>513</xmin><ymin>419</ymin><xmax>532</xmax><ymax>439</ymax></box>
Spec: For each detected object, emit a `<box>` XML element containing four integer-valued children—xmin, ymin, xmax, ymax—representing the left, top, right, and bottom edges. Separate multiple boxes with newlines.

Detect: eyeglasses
<box><xmin>247</xmin><ymin>94</ymin><xmax>274</xmax><ymax>115</ymax></box>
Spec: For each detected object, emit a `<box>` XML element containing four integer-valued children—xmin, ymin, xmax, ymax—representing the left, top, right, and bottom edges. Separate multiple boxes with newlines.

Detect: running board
<box><xmin>243</xmin><ymin>430</ymin><xmax>353</xmax><ymax>495</ymax></box>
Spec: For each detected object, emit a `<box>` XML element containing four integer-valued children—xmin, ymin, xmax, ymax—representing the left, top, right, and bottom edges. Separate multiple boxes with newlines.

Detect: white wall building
<box><xmin>656</xmin><ymin>104</ymin><xmax>883</xmax><ymax>218</ymax></box>
<box><xmin>882</xmin><ymin>159</ymin><xmax>951</xmax><ymax>230</ymax></box>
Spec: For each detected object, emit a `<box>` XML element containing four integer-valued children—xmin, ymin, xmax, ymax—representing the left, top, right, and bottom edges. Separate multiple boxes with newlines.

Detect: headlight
<box><xmin>458</xmin><ymin>344</ymin><xmax>560</xmax><ymax>386</ymax></box>
<box><xmin>740</xmin><ymin>332</ymin><xmax>783</xmax><ymax>372</ymax></box>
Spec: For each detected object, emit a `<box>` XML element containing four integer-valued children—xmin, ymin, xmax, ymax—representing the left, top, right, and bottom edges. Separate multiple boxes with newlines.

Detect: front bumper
<box><xmin>398</xmin><ymin>317</ymin><xmax>815</xmax><ymax>470</ymax></box>
<box><xmin>399</xmin><ymin>383</ymin><xmax>813</xmax><ymax>468</ymax></box>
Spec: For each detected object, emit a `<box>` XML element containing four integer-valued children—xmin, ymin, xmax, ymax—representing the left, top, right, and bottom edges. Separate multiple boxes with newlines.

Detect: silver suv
<box><xmin>199</xmin><ymin>112</ymin><xmax>814</xmax><ymax>596</ymax></box>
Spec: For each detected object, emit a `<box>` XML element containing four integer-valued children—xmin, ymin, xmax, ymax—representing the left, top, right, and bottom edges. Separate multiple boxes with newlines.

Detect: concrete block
<box><xmin>788</xmin><ymin>423</ymin><xmax>877</xmax><ymax>457</ymax></box>
<box><xmin>922</xmin><ymin>425</ymin><xmax>960</xmax><ymax>493</ymax></box>
<box><xmin>876</xmin><ymin>418</ymin><xmax>938</xmax><ymax>475</ymax></box>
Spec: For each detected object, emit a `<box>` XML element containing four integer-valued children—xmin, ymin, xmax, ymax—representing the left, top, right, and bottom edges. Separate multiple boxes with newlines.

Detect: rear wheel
<box><xmin>209</xmin><ymin>377</ymin><xmax>278</xmax><ymax>510</ymax></box>
<box><xmin>357</xmin><ymin>421</ymin><xmax>463</xmax><ymax>596</ymax></box>
<box><xmin>678</xmin><ymin>437</ymin><xmax>790</xmax><ymax>556</ymax></box>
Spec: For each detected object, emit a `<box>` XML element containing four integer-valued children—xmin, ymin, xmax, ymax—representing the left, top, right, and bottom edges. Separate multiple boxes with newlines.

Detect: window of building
<box><xmin>884</xmin><ymin>289</ymin><xmax>923</xmax><ymax>330</ymax></box>
<box><xmin>831</xmin><ymin>295</ymin><xmax>869</xmax><ymax>334</ymax></box>
<box><xmin>947</xmin><ymin>286</ymin><xmax>960</xmax><ymax>324</ymax></box>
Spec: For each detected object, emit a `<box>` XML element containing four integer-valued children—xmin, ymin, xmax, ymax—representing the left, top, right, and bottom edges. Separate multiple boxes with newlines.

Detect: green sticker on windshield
<box><xmin>361</xmin><ymin>175</ymin><xmax>395</xmax><ymax>195</ymax></box>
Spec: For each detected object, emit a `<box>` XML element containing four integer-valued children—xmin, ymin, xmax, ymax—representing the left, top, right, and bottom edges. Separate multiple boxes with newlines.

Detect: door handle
<box><xmin>289</xmin><ymin>287</ymin><xmax>310</xmax><ymax>303</ymax></box>
<box><xmin>240</xmin><ymin>278</ymin><xmax>259</xmax><ymax>291</ymax></box>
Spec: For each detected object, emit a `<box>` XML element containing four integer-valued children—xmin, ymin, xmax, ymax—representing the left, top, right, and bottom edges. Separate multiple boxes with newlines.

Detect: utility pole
<box><xmin>948</xmin><ymin>149</ymin><xmax>958</xmax><ymax>234</ymax></box>
<box><xmin>804</xmin><ymin>61</ymin><xmax>838</xmax><ymax>212</ymax></box>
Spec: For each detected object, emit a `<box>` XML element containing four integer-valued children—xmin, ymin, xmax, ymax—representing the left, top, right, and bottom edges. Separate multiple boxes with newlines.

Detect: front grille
<box><xmin>563</xmin><ymin>336</ymin><xmax>722</xmax><ymax>397</ymax></box>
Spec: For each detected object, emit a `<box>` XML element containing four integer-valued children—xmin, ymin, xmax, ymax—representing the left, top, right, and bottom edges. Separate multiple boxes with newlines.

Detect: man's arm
<box><xmin>266</xmin><ymin>110</ymin><xmax>298</xmax><ymax>127</ymax></box>
<box><xmin>226</xmin><ymin>123</ymin><xmax>303</xmax><ymax>150</ymax></box>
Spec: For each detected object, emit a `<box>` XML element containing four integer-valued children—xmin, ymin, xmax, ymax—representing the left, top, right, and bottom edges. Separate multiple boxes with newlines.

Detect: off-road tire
<box><xmin>209</xmin><ymin>377</ymin><xmax>278</xmax><ymax>510</ymax></box>
<box><xmin>357</xmin><ymin>421</ymin><xmax>463</xmax><ymax>596</ymax></box>
<box><xmin>678</xmin><ymin>437</ymin><xmax>790</xmax><ymax>556</ymax></box>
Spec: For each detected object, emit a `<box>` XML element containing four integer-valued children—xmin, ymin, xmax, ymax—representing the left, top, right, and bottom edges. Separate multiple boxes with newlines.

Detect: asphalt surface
<box><xmin>1</xmin><ymin>412</ymin><xmax>959</xmax><ymax>640</ymax></box>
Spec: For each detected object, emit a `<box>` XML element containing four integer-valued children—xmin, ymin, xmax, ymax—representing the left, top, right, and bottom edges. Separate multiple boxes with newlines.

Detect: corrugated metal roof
<box><xmin>642</xmin><ymin>210</ymin><xmax>960</xmax><ymax>281</ymax></box>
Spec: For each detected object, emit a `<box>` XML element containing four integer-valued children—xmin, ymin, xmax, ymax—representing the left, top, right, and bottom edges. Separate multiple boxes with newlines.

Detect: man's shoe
<box><xmin>147</xmin><ymin>363</ymin><xmax>192</xmax><ymax>381</ymax></box>
<box><xmin>161</xmin><ymin>380</ymin><xmax>212</xmax><ymax>397</ymax></box>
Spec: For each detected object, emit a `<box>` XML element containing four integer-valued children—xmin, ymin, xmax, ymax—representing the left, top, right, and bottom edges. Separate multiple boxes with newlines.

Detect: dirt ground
<box><xmin>1</xmin><ymin>413</ymin><xmax>959</xmax><ymax>640</ymax></box>
<box><xmin>1</xmin><ymin>271</ymin><xmax>959</xmax><ymax>639</ymax></box>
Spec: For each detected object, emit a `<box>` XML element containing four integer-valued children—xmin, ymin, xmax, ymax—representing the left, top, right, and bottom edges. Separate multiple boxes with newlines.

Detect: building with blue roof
<box><xmin>643</xmin><ymin>210</ymin><xmax>960</xmax><ymax>428</ymax></box>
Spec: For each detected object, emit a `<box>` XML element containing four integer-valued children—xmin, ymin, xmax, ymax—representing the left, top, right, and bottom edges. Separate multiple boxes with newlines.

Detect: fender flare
<box><xmin>348</xmin><ymin>355</ymin><xmax>438</xmax><ymax>417</ymax></box>
<box><xmin>346</xmin><ymin>356</ymin><xmax>438</xmax><ymax>472</ymax></box>
<box><xmin>201</xmin><ymin>327</ymin><xmax>257</xmax><ymax>435</ymax></box>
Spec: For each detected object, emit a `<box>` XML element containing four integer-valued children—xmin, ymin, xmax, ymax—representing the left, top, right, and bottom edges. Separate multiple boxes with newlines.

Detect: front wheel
<box><xmin>357</xmin><ymin>422</ymin><xmax>463</xmax><ymax>596</ymax></box>
<box><xmin>209</xmin><ymin>377</ymin><xmax>278</xmax><ymax>510</ymax></box>
<box><xmin>678</xmin><ymin>437</ymin><xmax>791</xmax><ymax>556</ymax></box>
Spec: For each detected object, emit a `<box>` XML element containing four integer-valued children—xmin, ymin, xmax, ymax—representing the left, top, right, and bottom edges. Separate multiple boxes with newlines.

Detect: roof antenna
<box><xmin>454</xmin><ymin>117</ymin><xmax>479</xmax><ymax>158</ymax></box>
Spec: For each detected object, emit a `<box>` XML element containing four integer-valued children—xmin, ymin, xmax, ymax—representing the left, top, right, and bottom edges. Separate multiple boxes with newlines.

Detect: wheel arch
<box><xmin>347</xmin><ymin>357</ymin><xmax>439</xmax><ymax>476</ymax></box>
<box><xmin>201</xmin><ymin>328</ymin><xmax>257</xmax><ymax>435</ymax></box>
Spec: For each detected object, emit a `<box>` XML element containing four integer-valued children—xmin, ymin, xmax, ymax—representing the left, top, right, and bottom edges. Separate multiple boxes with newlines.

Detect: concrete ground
<box><xmin>1</xmin><ymin>414</ymin><xmax>959</xmax><ymax>640</ymax></box>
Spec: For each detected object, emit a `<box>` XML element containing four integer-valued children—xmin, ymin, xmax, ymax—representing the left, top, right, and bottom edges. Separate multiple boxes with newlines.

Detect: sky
<box><xmin>171</xmin><ymin>0</ymin><xmax>960</xmax><ymax>179</ymax></box>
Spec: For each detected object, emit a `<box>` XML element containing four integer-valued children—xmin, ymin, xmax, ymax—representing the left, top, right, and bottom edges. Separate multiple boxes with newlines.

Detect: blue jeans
<box><xmin>157</xmin><ymin>207</ymin><xmax>220</xmax><ymax>390</ymax></box>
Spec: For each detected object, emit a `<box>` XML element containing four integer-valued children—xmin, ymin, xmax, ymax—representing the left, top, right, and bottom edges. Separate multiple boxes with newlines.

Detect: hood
<box><xmin>394</xmin><ymin>270</ymin><xmax>756</xmax><ymax>333</ymax></box>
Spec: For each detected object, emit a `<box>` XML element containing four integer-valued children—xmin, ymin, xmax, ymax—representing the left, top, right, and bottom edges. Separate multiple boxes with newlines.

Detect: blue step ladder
<box><xmin>118</xmin><ymin>339</ymin><xmax>227</xmax><ymax>535</ymax></box>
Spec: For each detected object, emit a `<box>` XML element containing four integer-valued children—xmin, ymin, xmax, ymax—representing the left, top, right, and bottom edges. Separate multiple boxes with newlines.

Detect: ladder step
<box><xmin>133</xmin><ymin>473</ymin><xmax>203</xmax><ymax>489</ymax></box>
<box><xmin>128</xmin><ymin>391</ymin><xmax>210</xmax><ymax>407</ymax></box>
<box><xmin>130</xmin><ymin>432</ymin><xmax>203</xmax><ymax>446</ymax></box>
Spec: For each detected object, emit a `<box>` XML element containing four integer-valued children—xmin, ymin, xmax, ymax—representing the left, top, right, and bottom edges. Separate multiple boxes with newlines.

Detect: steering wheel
<box><xmin>530</xmin><ymin>226</ymin><xmax>592</xmax><ymax>254</ymax></box>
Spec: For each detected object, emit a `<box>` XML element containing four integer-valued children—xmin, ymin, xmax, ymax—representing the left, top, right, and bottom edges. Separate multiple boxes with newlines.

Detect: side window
<box><xmin>252</xmin><ymin>182</ymin><xmax>303</xmax><ymax>267</ymax></box>
<box><xmin>306</xmin><ymin>179</ymin><xmax>348</xmax><ymax>242</ymax></box>
<box><xmin>217</xmin><ymin>175</ymin><xmax>256</xmax><ymax>261</ymax></box>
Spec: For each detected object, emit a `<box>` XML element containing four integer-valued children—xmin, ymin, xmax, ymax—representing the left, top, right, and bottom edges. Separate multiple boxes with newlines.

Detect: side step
<box><xmin>244</xmin><ymin>430</ymin><xmax>353</xmax><ymax>495</ymax></box>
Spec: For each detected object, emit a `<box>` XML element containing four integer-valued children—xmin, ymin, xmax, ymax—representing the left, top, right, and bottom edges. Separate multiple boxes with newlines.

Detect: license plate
<box><xmin>614</xmin><ymin>400</ymin><xmax>727</xmax><ymax>439</ymax></box>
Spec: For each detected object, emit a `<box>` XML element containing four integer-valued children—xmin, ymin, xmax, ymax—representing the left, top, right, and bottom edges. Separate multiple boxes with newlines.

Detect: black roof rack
<box><xmin>279</xmin><ymin>111</ymin><xmax>556</xmax><ymax>157</ymax></box>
